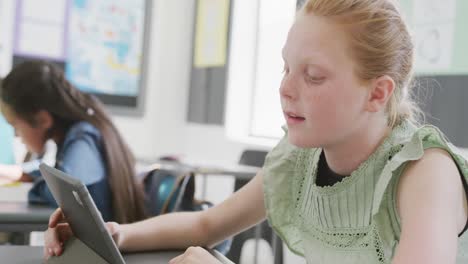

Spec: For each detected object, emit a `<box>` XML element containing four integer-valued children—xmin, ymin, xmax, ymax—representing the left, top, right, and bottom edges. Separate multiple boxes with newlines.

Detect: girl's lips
<box><xmin>284</xmin><ymin>112</ymin><xmax>305</xmax><ymax>125</ymax></box>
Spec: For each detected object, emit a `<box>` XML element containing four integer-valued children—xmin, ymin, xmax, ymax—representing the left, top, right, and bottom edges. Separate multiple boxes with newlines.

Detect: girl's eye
<box><xmin>306</xmin><ymin>75</ymin><xmax>325</xmax><ymax>84</ymax></box>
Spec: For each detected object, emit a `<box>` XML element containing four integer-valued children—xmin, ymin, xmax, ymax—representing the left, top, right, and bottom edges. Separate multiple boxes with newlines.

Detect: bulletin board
<box><xmin>0</xmin><ymin>0</ymin><xmax>152</xmax><ymax>115</ymax></box>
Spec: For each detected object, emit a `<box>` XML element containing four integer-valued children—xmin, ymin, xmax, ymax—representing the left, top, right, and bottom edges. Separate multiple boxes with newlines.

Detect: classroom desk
<box><xmin>0</xmin><ymin>201</ymin><xmax>54</xmax><ymax>232</ymax></box>
<box><xmin>0</xmin><ymin>182</ymin><xmax>32</xmax><ymax>202</ymax></box>
<box><xmin>0</xmin><ymin>246</ymin><xmax>183</xmax><ymax>264</ymax></box>
<box><xmin>139</xmin><ymin>160</ymin><xmax>259</xmax><ymax>199</ymax></box>
<box><xmin>0</xmin><ymin>183</ymin><xmax>54</xmax><ymax>244</ymax></box>
<box><xmin>140</xmin><ymin>160</ymin><xmax>259</xmax><ymax>180</ymax></box>
<box><xmin>0</xmin><ymin>183</ymin><xmax>54</xmax><ymax>233</ymax></box>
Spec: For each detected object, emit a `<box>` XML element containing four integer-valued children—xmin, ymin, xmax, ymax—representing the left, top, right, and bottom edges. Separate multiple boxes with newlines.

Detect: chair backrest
<box><xmin>238</xmin><ymin>150</ymin><xmax>268</xmax><ymax>167</ymax></box>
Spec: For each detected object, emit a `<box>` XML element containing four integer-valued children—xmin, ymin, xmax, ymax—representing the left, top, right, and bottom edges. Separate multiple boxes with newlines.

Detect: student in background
<box><xmin>0</xmin><ymin>60</ymin><xmax>146</xmax><ymax>223</ymax></box>
<box><xmin>44</xmin><ymin>0</ymin><xmax>468</xmax><ymax>263</ymax></box>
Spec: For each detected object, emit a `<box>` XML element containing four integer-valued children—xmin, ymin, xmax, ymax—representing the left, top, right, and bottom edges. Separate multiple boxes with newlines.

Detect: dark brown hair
<box><xmin>0</xmin><ymin>60</ymin><xmax>146</xmax><ymax>223</ymax></box>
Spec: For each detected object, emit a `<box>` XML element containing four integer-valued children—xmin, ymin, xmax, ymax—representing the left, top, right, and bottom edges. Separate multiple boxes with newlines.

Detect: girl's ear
<box><xmin>365</xmin><ymin>75</ymin><xmax>395</xmax><ymax>113</ymax></box>
<box><xmin>34</xmin><ymin>110</ymin><xmax>54</xmax><ymax>130</ymax></box>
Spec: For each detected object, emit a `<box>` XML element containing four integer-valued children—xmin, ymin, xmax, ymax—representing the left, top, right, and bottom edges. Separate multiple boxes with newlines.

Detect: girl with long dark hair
<box><xmin>0</xmin><ymin>60</ymin><xmax>146</xmax><ymax>223</ymax></box>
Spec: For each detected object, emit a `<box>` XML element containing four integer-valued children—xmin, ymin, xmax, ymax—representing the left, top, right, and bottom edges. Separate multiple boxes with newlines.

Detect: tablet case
<box><xmin>46</xmin><ymin>237</ymin><xmax>108</xmax><ymax>264</ymax></box>
<box><xmin>39</xmin><ymin>164</ymin><xmax>125</xmax><ymax>264</ymax></box>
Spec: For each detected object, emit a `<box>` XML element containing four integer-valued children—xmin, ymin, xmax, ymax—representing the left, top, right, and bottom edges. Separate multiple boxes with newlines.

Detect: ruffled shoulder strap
<box><xmin>372</xmin><ymin>125</ymin><xmax>468</xmax><ymax>215</ymax></box>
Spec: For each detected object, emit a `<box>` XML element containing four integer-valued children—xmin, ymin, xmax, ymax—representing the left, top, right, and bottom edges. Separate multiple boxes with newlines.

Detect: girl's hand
<box><xmin>43</xmin><ymin>208</ymin><xmax>73</xmax><ymax>259</ymax></box>
<box><xmin>169</xmin><ymin>247</ymin><xmax>222</xmax><ymax>264</ymax></box>
<box><xmin>43</xmin><ymin>208</ymin><xmax>122</xmax><ymax>259</ymax></box>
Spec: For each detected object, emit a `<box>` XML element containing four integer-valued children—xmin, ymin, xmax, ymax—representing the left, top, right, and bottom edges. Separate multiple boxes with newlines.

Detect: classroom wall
<box><xmin>113</xmin><ymin>0</ymin><xmax>255</xmax><ymax>166</ymax></box>
<box><xmin>111</xmin><ymin>0</ymin><xmax>272</xmax><ymax>212</ymax></box>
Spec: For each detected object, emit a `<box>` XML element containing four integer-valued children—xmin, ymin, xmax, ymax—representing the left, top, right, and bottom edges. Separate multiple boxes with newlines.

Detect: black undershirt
<box><xmin>316</xmin><ymin>152</ymin><xmax>468</xmax><ymax>237</ymax></box>
<box><xmin>316</xmin><ymin>152</ymin><xmax>349</xmax><ymax>187</ymax></box>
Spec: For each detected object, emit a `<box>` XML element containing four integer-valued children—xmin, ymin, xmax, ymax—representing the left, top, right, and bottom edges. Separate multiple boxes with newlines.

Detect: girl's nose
<box><xmin>279</xmin><ymin>74</ymin><xmax>297</xmax><ymax>100</ymax></box>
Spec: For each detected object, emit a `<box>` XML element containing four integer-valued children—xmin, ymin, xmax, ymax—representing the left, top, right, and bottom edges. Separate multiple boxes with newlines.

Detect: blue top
<box><xmin>0</xmin><ymin>114</ymin><xmax>15</xmax><ymax>164</ymax></box>
<box><xmin>28</xmin><ymin>121</ymin><xmax>113</xmax><ymax>222</ymax></box>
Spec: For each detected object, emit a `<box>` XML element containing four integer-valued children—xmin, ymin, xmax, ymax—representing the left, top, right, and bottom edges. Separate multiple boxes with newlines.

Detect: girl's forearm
<box><xmin>118</xmin><ymin>211</ymin><xmax>208</xmax><ymax>252</ymax></box>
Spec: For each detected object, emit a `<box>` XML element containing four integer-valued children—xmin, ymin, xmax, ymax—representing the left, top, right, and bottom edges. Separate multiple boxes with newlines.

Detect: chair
<box><xmin>141</xmin><ymin>162</ymin><xmax>231</xmax><ymax>254</ymax></box>
<box><xmin>143</xmin><ymin>168</ymin><xmax>192</xmax><ymax>215</ymax></box>
<box><xmin>226</xmin><ymin>150</ymin><xmax>284</xmax><ymax>264</ymax></box>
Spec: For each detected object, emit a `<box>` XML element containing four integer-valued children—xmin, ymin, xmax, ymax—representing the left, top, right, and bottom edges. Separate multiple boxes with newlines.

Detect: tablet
<box><xmin>40</xmin><ymin>164</ymin><xmax>125</xmax><ymax>264</ymax></box>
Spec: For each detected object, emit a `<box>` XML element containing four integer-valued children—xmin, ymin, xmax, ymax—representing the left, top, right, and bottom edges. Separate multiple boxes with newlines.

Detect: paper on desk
<box><xmin>0</xmin><ymin>182</ymin><xmax>32</xmax><ymax>202</ymax></box>
<box><xmin>0</xmin><ymin>181</ymin><xmax>21</xmax><ymax>187</ymax></box>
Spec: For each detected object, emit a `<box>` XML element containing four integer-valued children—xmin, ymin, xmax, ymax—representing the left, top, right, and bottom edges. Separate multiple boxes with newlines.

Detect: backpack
<box><xmin>142</xmin><ymin>164</ymin><xmax>231</xmax><ymax>254</ymax></box>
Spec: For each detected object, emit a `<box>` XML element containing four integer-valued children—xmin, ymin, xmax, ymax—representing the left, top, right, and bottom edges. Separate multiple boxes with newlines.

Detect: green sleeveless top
<box><xmin>263</xmin><ymin>121</ymin><xmax>468</xmax><ymax>264</ymax></box>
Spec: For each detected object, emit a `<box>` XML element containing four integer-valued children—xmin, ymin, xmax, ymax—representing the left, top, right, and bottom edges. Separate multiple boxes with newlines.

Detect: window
<box><xmin>225</xmin><ymin>0</ymin><xmax>296</xmax><ymax>146</ymax></box>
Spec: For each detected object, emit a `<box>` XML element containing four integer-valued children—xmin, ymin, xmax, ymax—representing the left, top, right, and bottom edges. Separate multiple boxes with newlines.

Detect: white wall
<box><xmin>111</xmin><ymin>0</ymin><xmax>274</xmax><ymax>211</ymax></box>
<box><xmin>112</xmin><ymin>0</ymin><xmax>189</xmax><ymax>160</ymax></box>
<box><xmin>112</xmin><ymin>0</ymin><xmax>263</xmax><ymax>166</ymax></box>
